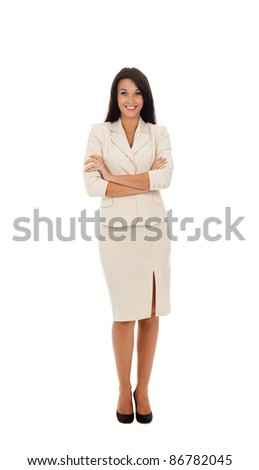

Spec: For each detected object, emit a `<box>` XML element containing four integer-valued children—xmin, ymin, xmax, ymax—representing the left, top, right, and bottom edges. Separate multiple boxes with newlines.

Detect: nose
<box><xmin>127</xmin><ymin>95</ymin><xmax>135</xmax><ymax>104</ymax></box>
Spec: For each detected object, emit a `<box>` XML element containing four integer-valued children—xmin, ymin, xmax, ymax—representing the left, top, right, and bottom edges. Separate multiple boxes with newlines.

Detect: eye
<box><xmin>120</xmin><ymin>91</ymin><xmax>127</xmax><ymax>96</ymax></box>
<box><xmin>135</xmin><ymin>91</ymin><xmax>142</xmax><ymax>96</ymax></box>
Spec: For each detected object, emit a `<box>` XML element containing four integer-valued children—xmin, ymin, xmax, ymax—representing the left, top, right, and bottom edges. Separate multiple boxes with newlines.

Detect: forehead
<box><xmin>117</xmin><ymin>78</ymin><xmax>139</xmax><ymax>91</ymax></box>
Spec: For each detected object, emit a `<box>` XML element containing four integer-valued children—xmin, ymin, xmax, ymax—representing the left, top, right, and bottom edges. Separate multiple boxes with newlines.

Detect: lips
<box><xmin>125</xmin><ymin>106</ymin><xmax>137</xmax><ymax>110</ymax></box>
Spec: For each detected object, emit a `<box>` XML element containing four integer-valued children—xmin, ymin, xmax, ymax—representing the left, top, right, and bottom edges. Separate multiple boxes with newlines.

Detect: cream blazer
<box><xmin>83</xmin><ymin>117</ymin><xmax>174</xmax><ymax>226</ymax></box>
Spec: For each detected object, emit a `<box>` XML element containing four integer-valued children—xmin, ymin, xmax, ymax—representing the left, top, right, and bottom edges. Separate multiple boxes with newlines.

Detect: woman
<box><xmin>83</xmin><ymin>67</ymin><xmax>174</xmax><ymax>424</ymax></box>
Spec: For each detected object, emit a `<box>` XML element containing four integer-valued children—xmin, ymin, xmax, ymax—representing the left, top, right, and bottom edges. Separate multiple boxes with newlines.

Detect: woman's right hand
<box><xmin>150</xmin><ymin>156</ymin><xmax>167</xmax><ymax>170</ymax></box>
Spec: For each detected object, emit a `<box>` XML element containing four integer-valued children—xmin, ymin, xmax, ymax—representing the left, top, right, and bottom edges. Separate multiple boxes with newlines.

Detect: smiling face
<box><xmin>117</xmin><ymin>78</ymin><xmax>144</xmax><ymax>120</ymax></box>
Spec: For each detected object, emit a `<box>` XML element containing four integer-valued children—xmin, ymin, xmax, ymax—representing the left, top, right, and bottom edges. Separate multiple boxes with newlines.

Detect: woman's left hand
<box><xmin>84</xmin><ymin>155</ymin><xmax>112</xmax><ymax>181</ymax></box>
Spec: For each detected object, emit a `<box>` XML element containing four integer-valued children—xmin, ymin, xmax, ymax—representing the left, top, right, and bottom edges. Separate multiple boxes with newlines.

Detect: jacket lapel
<box><xmin>132</xmin><ymin>117</ymin><xmax>151</xmax><ymax>155</ymax></box>
<box><xmin>110</xmin><ymin>117</ymin><xmax>151</xmax><ymax>161</ymax></box>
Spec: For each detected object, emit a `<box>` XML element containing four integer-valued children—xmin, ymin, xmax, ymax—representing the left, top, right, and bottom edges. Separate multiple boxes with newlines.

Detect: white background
<box><xmin>1</xmin><ymin>1</ymin><xmax>258</xmax><ymax>469</ymax></box>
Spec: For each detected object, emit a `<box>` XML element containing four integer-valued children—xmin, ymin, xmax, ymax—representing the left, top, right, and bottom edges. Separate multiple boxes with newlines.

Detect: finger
<box><xmin>84</xmin><ymin>158</ymin><xmax>97</xmax><ymax>164</ymax></box>
<box><xmin>155</xmin><ymin>163</ymin><xmax>166</xmax><ymax>169</ymax></box>
<box><xmin>90</xmin><ymin>155</ymin><xmax>102</xmax><ymax>160</ymax></box>
<box><xmin>158</xmin><ymin>164</ymin><xmax>167</xmax><ymax>169</ymax></box>
<box><xmin>84</xmin><ymin>167</ymin><xmax>96</xmax><ymax>172</ymax></box>
<box><xmin>84</xmin><ymin>155</ymin><xmax>100</xmax><ymax>163</ymax></box>
<box><xmin>84</xmin><ymin>162</ymin><xmax>97</xmax><ymax>169</ymax></box>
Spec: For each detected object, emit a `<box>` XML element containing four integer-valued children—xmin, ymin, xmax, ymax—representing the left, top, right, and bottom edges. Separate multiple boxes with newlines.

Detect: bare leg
<box><xmin>112</xmin><ymin>320</ymin><xmax>136</xmax><ymax>414</ymax></box>
<box><xmin>136</xmin><ymin>272</ymin><xmax>159</xmax><ymax>413</ymax></box>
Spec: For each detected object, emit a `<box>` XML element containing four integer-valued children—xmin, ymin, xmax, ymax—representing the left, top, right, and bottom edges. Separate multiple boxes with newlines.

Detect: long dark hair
<box><xmin>105</xmin><ymin>67</ymin><xmax>156</xmax><ymax>124</ymax></box>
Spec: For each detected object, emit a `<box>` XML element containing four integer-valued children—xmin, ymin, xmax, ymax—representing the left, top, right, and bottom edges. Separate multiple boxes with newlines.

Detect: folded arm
<box><xmin>105</xmin><ymin>181</ymin><xmax>149</xmax><ymax>197</ymax></box>
<box><xmin>107</xmin><ymin>171</ymin><xmax>150</xmax><ymax>190</ymax></box>
<box><xmin>83</xmin><ymin>124</ymin><xmax>173</xmax><ymax>197</ymax></box>
<box><xmin>85</xmin><ymin>159</ymin><xmax>168</xmax><ymax>196</ymax></box>
<box><xmin>104</xmin><ymin>160</ymin><xmax>167</xmax><ymax>195</ymax></box>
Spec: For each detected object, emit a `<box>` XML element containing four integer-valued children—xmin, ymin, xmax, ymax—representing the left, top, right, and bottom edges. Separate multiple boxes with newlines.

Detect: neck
<box><xmin>120</xmin><ymin>115</ymin><xmax>140</xmax><ymax>133</ymax></box>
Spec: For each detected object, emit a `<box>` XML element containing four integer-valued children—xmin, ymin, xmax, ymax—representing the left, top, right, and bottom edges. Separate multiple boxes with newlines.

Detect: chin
<box><xmin>123</xmin><ymin>111</ymin><xmax>140</xmax><ymax>119</ymax></box>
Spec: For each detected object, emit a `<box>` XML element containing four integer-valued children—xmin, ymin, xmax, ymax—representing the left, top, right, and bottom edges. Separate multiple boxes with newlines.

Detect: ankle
<box><xmin>119</xmin><ymin>384</ymin><xmax>132</xmax><ymax>395</ymax></box>
<box><xmin>135</xmin><ymin>385</ymin><xmax>149</xmax><ymax>396</ymax></box>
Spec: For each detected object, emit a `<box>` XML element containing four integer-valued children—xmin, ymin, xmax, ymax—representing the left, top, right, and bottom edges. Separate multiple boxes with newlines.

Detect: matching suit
<box><xmin>83</xmin><ymin>117</ymin><xmax>174</xmax><ymax>321</ymax></box>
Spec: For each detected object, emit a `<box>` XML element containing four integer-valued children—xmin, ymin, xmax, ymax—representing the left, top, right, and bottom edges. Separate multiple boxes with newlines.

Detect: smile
<box><xmin>125</xmin><ymin>106</ymin><xmax>137</xmax><ymax>110</ymax></box>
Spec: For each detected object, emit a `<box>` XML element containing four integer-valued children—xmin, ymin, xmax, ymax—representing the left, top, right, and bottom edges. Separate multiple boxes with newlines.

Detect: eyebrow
<box><xmin>119</xmin><ymin>88</ymin><xmax>140</xmax><ymax>91</ymax></box>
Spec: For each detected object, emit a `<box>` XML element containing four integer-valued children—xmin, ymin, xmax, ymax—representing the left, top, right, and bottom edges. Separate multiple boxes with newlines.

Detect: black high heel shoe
<box><xmin>133</xmin><ymin>389</ymin><xmax>153</xmax><ymax>424</ymax></box>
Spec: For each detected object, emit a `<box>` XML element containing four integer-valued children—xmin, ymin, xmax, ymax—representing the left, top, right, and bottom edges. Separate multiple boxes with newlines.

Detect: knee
<box><xmin>138</xmin><ymin>316</ymin><xmax>158</xmax><ymax>329</ymax></box>
<box><xmin>113</xmin><ymin>320</ymin><xmax>135</xmax><ymax>331</ymax></box>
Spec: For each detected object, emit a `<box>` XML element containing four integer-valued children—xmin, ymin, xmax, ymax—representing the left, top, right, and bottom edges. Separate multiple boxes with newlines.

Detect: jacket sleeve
<box><xmin>83</xmin><ymin>124</ymin><xmax>109</xmax><ymax>197</ymax></box>
<box><xmin>148</xmin><ymin>125</ymin><xmax>174</xmax><ymax>190</ymax></box>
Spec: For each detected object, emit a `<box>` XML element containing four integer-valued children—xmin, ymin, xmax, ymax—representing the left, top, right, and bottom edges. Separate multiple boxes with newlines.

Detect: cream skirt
<box><xmin>98</xmin><ymin>221</ymin><xmax>171</xmax><ymax>322</ymax></box>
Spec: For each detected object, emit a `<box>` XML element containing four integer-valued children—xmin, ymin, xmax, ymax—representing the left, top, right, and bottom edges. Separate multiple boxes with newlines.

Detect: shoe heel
<box><xmin>133</xmin><ymin>389</ymin><xmax>153</xmax><ymax>424</ymax></box>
